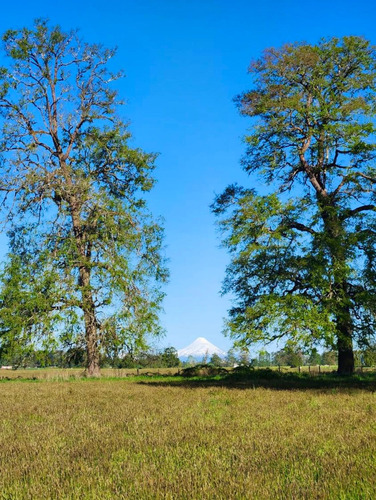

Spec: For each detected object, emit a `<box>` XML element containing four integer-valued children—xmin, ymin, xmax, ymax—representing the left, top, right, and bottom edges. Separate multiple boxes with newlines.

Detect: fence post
<box><xmin>278</xmin><ymin>365</ymin><xmax>281</xmax><ymax>372</ymax></box>
<box><xmin>309</xmin><ymin>365</ymin><xmax>311</xmax><ymax>373</ymax></box>
<box><xmin>137</xmin><ymin>368</ymin><xmax>139</xmax><ymax>376</ymax></box>
<box><xmin>319</xmin><ymin>365</ymin><xmax>321</xmax><ymax>374</ymax></box>
<box><xmin>298</xmin><ymin>365</ymin><xmax>301</xmax><ymax>373</ymax></box>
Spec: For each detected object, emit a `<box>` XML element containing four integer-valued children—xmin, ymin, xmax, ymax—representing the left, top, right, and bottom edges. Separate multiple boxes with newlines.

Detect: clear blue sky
<box><xmin>0</xmin><ymin>0</ymin><xmax>375</xmax><ymax>354</ymax></box>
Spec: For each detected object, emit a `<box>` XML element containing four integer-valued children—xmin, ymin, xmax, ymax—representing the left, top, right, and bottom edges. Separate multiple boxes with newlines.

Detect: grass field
<box><xmin>0</xmin><ymin>367</ymin><xmax>181</xmax><ymax>381</ymax></box>
<box><xmin>1</xmin><ymin>371</ymin><xmax>376</xmax><ymax>499</ymax></box>
<box><xmin>1</xmin><ymin>364</ymin><xmax>373</xmax><ymax>383</ymax></box>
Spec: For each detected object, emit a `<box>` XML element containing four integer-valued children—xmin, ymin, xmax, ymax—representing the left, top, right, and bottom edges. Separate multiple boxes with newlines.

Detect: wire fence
<box><xmin>257</xmin><ymin>364</ymin><xmax>376</xmax><ymax>375</ymax></box>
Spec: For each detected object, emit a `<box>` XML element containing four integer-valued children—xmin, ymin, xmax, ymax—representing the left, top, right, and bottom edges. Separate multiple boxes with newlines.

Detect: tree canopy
<box><xmin>0</xmin><ymin>21</ymin><xmax>168</xmax><ymax>375</ymax></box>
<box><xmin>213</xmin><ymin>36</ymin><xmax>376</xmax><ymax>374</ymax></box>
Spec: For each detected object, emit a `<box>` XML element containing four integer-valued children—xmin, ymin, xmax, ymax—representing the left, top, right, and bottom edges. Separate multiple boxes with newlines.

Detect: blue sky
<box><xmin>0</xmin><ymin>0</ymin><xmax>375</xmax><ymax>354</ymax></box>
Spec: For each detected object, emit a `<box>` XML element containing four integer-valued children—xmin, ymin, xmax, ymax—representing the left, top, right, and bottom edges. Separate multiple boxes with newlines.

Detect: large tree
<box><xmin>0</xmin><ymin>21</ymin><xmax>167</xmax><ymax>376</ymax></box>
<box><xmin>213</xmin><ymin>36</ymin><xmax>376</xmax><ymax>374</ymax></box>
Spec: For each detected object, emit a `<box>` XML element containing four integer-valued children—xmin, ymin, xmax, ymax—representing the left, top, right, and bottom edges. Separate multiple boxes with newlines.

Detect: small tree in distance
<box><xmin>225</xmin><ymin>348</ymin><xmax>238</xmax><ymax>367</ymax></box>
<box><xmin>0</xmin><ymin>21</ymin><xmax>168</xmax><ymax>376</ymax></box>
<box><xmin>213</xmin><ymin>37</ymin><xmax>376</xmax><ymax>374</ymax></box>
<box><xmin>210</xmin><ymin>353</ymin><xmax>224</xmax><ymax>367</ymax></box>
<box><xmin>321</xmin><ymin>351</ymin><xmax>338</xmax><ymax>366</ymax></box>
<box><xmin>257</xmin><ymin>349</ymin><xmax>271</xmax><ymax>367</ymax></box>
<box><xmin>161</xmin><ymin>347</ymin><xmax>180</xmax><ymax>367</ymax></box>
<box><xmin>307</xmin><ymin>348</ymin><xmax>321</xmax><ymax>366</ymax></box>
<box><xmin>273</xmin><ymin>342</ymin><xmax>304</xmax><ymax>368</ymax></box>
<box><xmin>201</xmin><ymin>350</ymin><xmax>209</xmax><ymax>364</ymax></box>
<box><xmin>238</xmin><ymin>349</ymin><xmax>250</xmax><ymax>366</ymax></box>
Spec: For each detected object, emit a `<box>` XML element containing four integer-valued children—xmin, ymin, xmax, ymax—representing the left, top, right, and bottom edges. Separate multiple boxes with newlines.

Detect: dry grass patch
<box><xmin>0</xmin><ymin>367</ymin><xmax>180</xmax><ymax>381</ymax></box>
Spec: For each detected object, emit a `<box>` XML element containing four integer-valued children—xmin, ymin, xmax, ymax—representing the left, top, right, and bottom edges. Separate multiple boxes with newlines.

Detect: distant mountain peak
<box><xmin>177</xmin><ymin>337</ymin><xmax>226</xmax><ymax>358</ymax></box>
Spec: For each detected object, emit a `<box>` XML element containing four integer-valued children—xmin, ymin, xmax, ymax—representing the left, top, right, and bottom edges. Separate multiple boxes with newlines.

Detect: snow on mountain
<box><xmin>177</xmin><ymin>337</ymin><xmax>226</xmax><ymax>359</ymax></box>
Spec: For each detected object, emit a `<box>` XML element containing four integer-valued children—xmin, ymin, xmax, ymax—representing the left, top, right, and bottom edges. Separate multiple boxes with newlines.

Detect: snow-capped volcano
<box><xmin>177</xmin><ymin>337</ymin><xmax>226</xmax><ymax>358</ymax></box>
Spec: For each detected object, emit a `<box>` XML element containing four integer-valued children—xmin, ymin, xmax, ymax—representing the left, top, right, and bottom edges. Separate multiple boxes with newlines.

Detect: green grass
<box><xmin>1</xmin><ymin>371</ymin><xmax>376</xmax><ymax>499</ymax></box>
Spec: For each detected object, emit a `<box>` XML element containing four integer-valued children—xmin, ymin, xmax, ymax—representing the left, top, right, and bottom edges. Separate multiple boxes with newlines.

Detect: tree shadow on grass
<box><xmin>136</xmin><ymin>367</ymin><xmax>376</xmax><ymax>392</ymax></box>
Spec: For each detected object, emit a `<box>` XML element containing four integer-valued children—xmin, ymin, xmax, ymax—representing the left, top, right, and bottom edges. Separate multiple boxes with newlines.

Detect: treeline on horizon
<box><xmin>2</xmin><ymin>343</ymin><xmax>376</xmax><ymax>370</ymax></box>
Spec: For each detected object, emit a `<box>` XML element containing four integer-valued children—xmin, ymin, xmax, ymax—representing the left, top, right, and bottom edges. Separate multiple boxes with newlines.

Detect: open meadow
<box><xmin>1</xmin><ymin>371</ymin><xmax>376</xmax><ymax>499</ymax></box>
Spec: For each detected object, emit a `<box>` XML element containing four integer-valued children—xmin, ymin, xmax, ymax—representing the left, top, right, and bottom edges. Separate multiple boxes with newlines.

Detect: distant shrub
<box><xmin>231</xmin><ymin>365</ymin><xmax>255</xmax><ymax>376</ymax></box>
<box><xmin>180</xmin><ymin>364</ymin><xmax>227</xmax><ymax>377</ymax></box>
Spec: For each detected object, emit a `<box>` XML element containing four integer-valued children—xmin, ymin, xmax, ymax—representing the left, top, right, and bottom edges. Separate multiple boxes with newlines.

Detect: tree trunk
<box><xmin>337</xmin><ymin>306</ymin><xmax>354</xmax><ymax>375</ymax></box>
<box><xmin>84</xmin><ymin>307</ymin><xmax>100</xmax><ymax>377</ymax></box>
<box><xmin>319</xmin><ymin>199</ymin><xmax>355</xmax><ymax>375</ymax></box>
<box><xmin>67</xmin><ymin>188</ymin><xmax>101</xmax><ymax>377</ymax></box>
<box><xmin>80</xmin><ymin>266</ymin><xmax>100</xmax><ymax>377</ymax></box>
<box><xmin>337</xmin><ymin>340</ymin><xmax>354</xmax><ymax>375</ymax></box>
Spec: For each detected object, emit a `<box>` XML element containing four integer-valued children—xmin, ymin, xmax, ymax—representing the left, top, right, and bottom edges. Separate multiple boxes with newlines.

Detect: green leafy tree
<box><xmin>213</xmin><ymin>37</ymin><xmax>376</xmax><ymax>374</ymax></box>
<box><xmin>161</xmin><ymin>347</ymin><xmax>180</xmax><ymax>367</ymax></box>
<box><xmin>321</xmin><ymin>350</ymin><xmax>338</xmax><ymax>366</ymax></box>
<box><xmin>361</xmin><ymin>344</ymin><xmax>376</xmax><ymax>366</ymax></box>
<box><xmin>257</xmin><ymin>349</ymin><xmax>271</xmax><ymax>367</ymax></box>
<box><xmin>225</xmin><ymin>348</ymin><xmax>238</xmax><ymax>366</ymax></box>
<box><xmin>238</xmin><ymin>349</ymin><xmax>250</xmax><ymax>366</ymax></box>
<box><xmin>273</xmin><ymin>351</ymin><xmax>286</xmax><ymax>367</ymax></box>
<box><xmin>0</xmin><ymin>228</ymin><xmax>63</xmax><ymax>366</ymax></box>
<box><xmin>0</xmin><ymin>21</ymin><xmax>167</xmax><ymax>376</ymax></box>
<box><xmin>307</xmin><ymin>348</ymin><xmax>321</xmax><ymax>366</ymax></box>
<box><xmin>273</xmin><ymin>342</ymin><xmax>304</xmax><ymax>368</ymax></box>
<box><xmin>209</xmin><ymin>353</ymin><xmax>224</xmax><ymax>367</ymax></box>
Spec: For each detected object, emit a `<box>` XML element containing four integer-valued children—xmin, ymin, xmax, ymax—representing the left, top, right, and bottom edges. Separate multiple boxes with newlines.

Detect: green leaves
<box><xmin>0</xmin><ymin>21</ymin><xmax>168</xmax><ymax>372</ymax></box>
<box><xmin>238</xmin><ymin>37</ymin><xmax>376</xmax><ymax>190</ymax></box>
<box><xmin>215</xmin><ymin>37</ymin><xmax>376</xmax><ymax>369</ymax></box>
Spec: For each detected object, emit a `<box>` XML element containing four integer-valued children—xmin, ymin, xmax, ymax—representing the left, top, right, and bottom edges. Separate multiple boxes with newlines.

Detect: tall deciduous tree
<box><xmin>213</xmin><ymin>37</ymin><xmax>376</xmax><ymax>374</ymax></box>
<box><xmin>0</xmin><ymin>21</ymin><xmax>168</xmax><ymax>376</ymax></box>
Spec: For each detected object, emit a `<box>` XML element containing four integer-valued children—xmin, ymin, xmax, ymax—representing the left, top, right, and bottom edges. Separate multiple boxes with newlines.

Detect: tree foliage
<box><xmin>273</xmin><ymin>342</ymin><xmax>304</xmax><ymax>368</ymax></box>
<box><xmin>213</xmin><ymin>37</ymin><xmax>376</xmax><ymax>374</ymax></box>
<box><xmin>0</xmin><ymin>21</ymin><xmax>168</xmax><ymax>375</ymax></box>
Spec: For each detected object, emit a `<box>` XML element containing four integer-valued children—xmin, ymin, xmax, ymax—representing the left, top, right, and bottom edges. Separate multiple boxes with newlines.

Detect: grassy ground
<box><xmin>1</xmin><ymin>371</ymin><xmax>376</xmax><ymax>499</ymax></box>
<box><xmin>1</xmin><ymin>364</ymin><xmax>373</xmax><ymax>382</ymax></box>
<box><xmin>0</xmin><ymin>367</ymin><xmax>181</xmax><ymax>381</ymax></box>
